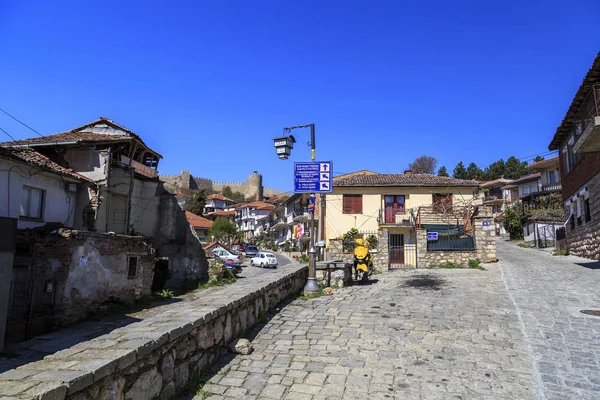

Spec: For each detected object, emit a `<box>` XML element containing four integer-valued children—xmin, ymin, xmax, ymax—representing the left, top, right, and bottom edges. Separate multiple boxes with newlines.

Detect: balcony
<box><xmin>540</xmin><ymin>182</ymin><xmax>562</xmax><ymax>193</ymax></box>
<box><xmin>573</xmin><ymin>85</ymin><xmax>600</xmax><ymax>154</ymax></box>
<box><xmin>377</xmin><ymin>208</ymin><xmax>414</xmax><ymax>226</ymax></box>
<box><xmin>120</xmin><ymin>155</ymin><xmax>158</xmax><ymax>179</ymax></box>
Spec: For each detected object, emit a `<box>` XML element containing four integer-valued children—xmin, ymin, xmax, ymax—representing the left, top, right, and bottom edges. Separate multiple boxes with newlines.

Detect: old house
<box><xmin>480</xmin><ymin>178</ymin><xmax>514</xmax><ymax>235</ymax></box>
<box><xmin>1</xmin><ymin>119</ymin><xmax>208</xmax><ymax>314</ymax></box>
<box><xmin>548</xmin><ymin>51</ymin><xmax>600</xmax><ymax>259</ymax></box>
<box><xmin>185</xmin><ymin>211</ymin><xmax>213</xmax><ymax>244</ymax></box>
<box><xmin>235</xmin><ymin>201</ymin><xmax>275</xmax><ymax>240</ymax></box>
<box><xmin>325</xmin><ymin>172</ymin><xmax>495</xmax><ymax>269</ymax></box>
<box><xmin>203</xmin><ymin>194</ymin><xmax>235</xmax><ymax>214</ymax></box>
<box><xmin>268</xmin><ymin>194</ymin><xmax>312</xmax><ymax>250</ymax></box>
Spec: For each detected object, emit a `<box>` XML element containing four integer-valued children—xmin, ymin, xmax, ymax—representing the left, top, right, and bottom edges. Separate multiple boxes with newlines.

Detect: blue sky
<box><xmin>1</xmin><ymin>1</ymin><xmax>599</xmax><ymax>192</ymax></box>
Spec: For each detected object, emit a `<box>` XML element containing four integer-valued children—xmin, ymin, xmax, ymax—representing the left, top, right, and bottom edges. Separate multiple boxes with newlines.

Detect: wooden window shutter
<box><xmin>343</xmin><ymin>195</ymin><xmax>363</xmax><ymax>214</ymax></box>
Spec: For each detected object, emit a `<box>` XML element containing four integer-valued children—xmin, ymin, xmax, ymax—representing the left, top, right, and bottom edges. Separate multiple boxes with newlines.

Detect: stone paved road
<box><xmin>240</xmin><ymin>253</ymin><xmax>293</xmax><ymax>279</ymax></box>
<box><xmin>498</xmin><ymin>240</ymin><xmax>600</xmax><ymax>400</ymax></box>
<box><xmin>193</xmin><ymin>241</ymin><xmax>600</xmax><ymax>400</ymax></box>
<box><xmin>193</xmin><ymin>256</ymin><xmax>539</xmax><ymax>399</ymax></box>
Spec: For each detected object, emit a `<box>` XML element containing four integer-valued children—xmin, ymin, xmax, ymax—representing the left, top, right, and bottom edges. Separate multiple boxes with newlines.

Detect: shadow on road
<box><xmin>576</xmin><ymin>261</ymin><xmax>600</xmax><ymax>270</ymax></box>
<box><xmin>403</xmin><ymin>274</ymin><xmax>446</xmax><ymax>290</ymax></box>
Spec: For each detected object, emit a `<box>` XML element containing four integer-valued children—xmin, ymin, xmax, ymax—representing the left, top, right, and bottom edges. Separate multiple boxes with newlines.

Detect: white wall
<box><xmin>129</xmin><ymin>179</ymin><xmax>160</xmax><ymax>236</ymax></box>
<box><xmin>0</xmin><ymin>159</ymin><xmax>79</xmax><ymax>229</ymax></box>
<box><xmin>63</xmin><ymin>148</ymin><xmax>109</xmax><ymax>182</ymax></box>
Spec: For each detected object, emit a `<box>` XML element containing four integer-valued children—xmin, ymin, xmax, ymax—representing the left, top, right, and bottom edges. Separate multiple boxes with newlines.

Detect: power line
<box><xmin>0</xmin><ymin>126</ymin><xmax>17</xmax><ymax>141</ymax></box>
<box><xmin>0</xmin><ymin>107</ymin><xmax>44</xmax><ymax>137</ymax></box>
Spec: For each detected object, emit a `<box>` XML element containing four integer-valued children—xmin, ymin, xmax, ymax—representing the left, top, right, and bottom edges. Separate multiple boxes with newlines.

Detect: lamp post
<box><xmin>273</xmin><ymin>124</ymin><xmax>320</xmax><ymax>292</ymax></box>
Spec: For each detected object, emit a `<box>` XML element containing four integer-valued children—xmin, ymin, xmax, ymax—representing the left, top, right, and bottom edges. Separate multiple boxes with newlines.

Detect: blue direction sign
<box><xmin>427</xmin><ymin>232</ymin><xmax>438</xmax><ymax>241</ymax></box>
<box><xmin>294</xmin><ymin>161</ymin><xmax>333</xmax><ymax>193</ymax></box>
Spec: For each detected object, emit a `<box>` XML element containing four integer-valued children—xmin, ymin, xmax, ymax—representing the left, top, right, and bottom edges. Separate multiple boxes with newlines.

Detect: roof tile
<box><xmin>0</xmin><ymin>146</ymin><xmax>91</xmax><ymax>182</ymax></box>
<box><xmin>333</xmin><ymin>173</ymin><xmax>479</xmax><ymax>187</ymax></box>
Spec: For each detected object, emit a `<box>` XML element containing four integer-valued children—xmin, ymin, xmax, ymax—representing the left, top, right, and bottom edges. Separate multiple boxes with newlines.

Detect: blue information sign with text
<box><xmin>294</xmin><ymin>161</ymin><xmax>333</xmax><ymax>193</ymax></box>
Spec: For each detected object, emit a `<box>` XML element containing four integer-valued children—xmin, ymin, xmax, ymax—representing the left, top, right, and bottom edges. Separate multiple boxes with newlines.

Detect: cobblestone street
<box><xmin>192</xmin><ymin>240</ymin><xmax>600</xmax><ymax>400</ymax></box>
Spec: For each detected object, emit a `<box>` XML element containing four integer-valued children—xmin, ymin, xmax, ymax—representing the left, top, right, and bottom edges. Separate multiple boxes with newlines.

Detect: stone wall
<box><xmin>566</xmin><ymin>172</ymin><xmax>600</xmax><ymax>260</ymax></box>
<box><xmin>0</xmin><ymin>265</ymin><xmax>308</xmax><ymax>400</ymax></box>
<box><xmin>416</xmin><ymin>206</ymin><xmax>497</xmax><ymax>268</ymax></box>
<box><xmin>325</xmin><ymin>233</ymin><xmax>389</xmax><ymax>272</ymax></box>
<box><xmin>8</xmin><ymin>229</ymin><xmax>154</xmax><ymax>341</ymax></box>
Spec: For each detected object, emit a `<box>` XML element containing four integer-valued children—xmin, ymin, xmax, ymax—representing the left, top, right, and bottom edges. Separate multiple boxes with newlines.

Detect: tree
<box><xmin>408</xmin><ymin>155</ymin><xmax>438</xmax><ymax>174</ymax></box>
<box><xmin>483</xmin><ymin>159</ymin><xmax>506</xmax><ymax>181</ymax></box>
<box><xmin>221</xmin><ymin>186</ymin><xmax>245</xmax><ymax>203</ymax></box>
<box><xmin>503</xmin><ymin>203</ymin><xmax>524</xmax><ymax>240</ymax></box>
<box><xmin>504</xmin><ymin>156</ymin><xmax>530</xmax><ymax>179</ymax></box>
<box><xmin>208</xmin><ymin>217</ymin><xmax>237</xmax><ymax>243</ymax></box>
<box><xmin>533</xmin><ymin>155</ymin><xmax>545</xmax><ymax>162</ymax></box>
<box><xmin>453</xmin><ymin>161</ymin><xmax>468</xmax><ymax>179</ymax></box>
<box><xmin>437</xmin><ymin>166</ymin><xmax>449</xmax><ymax>177</ymax></box>
<box><xmin>465</xmin><ymin>162</ymin><xmax>484</xmax><ymax>180</ymax></box>
<box><xmin>184</xmin><ymin>190</ymin><xmax>207</xmax><ymax>215</ymax></box>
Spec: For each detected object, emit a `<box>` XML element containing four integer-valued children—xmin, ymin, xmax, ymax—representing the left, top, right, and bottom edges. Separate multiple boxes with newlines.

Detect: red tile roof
<box><xmin>0</xmin><ymin>146</ymin><xmax>92</xmax><ymax>182</ymax></box>
<box><xmin>185</xmin><ymin>211</ymin><xmax>213</xmax><ymax>229</ymax></box>
<box><xmin>333</xmin><ymin>173</ymin><xmax>479</xmax><ymax>187</ymax></box>
<box><xmin>1</xmin><ymin>117</ymin><xmax>162</xmax><ymax>158</ymax></box>
<box><xmin>527</xmin><ymin>156</ymin><xmax>559</xmax><ymax>169</ymax></box>
<box><xmin>333</xmin><ymin>170</ymin><xmax>378</xmax><ymax>182</ymax></box>
<box><xmin>207</xmin><ymin>194</ymin><xmax>235</xmax><ymax>202</ymax></box>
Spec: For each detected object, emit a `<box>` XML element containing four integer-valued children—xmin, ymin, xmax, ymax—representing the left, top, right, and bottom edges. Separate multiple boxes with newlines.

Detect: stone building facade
<box><xmin>564</xmin><ymin>172</ymin><xmax>600</xmax><ymax>259</ymax></box>
<box><xmin>160</xmin><ymin>170</ymin><xmax>283</xmax><ymax>200</ymax></box>
<box><xmin>7</xmin><ymin>229</ymin><xmax>154</xmax><ymax>342</ymax></box>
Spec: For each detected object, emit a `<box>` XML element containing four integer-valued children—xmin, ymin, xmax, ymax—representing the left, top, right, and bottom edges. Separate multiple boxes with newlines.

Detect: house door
<box><xmin>385</xmin><ymin>196</ymin><xmax>405</xmax><ymax>223</ymax></box>
<box><xmin>389</xmin><ymin>234</ymin><xmax>405</xmax><ymax>265</ymax></box>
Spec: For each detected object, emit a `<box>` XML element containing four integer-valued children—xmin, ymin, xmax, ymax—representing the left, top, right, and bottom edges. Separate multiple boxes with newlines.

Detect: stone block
<box><xmin>125</xmin><ymin>367</ymin><xmax>162</xmax><ymax>400</ymax></box>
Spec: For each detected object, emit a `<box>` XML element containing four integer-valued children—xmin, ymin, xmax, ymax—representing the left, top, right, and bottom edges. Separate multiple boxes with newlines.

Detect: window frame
<box><xmin>584</xmin><ymin>198</ymin><xmax>592</xmax><ymax>223</ymax></box>
<box><xmin>342</xmin><ymin>194</ymin><xmax>363</xmax><ymax>214</ymax></box>
<box><xmin>20</xmin><ymin>186</ymin><xmax>45</xmax><ymax>221</ymax></box>
<box><xmin>128</xmin><ymin>256</ymin><xmax>138</xmax><ymax>278</ymax></box>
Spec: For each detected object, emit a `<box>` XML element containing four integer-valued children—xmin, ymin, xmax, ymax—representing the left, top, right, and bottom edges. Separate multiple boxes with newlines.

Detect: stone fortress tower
<box><xmin>160</xmin><ymin>170</ymin><xmax>279</xmax><ymax>199</ymax></box>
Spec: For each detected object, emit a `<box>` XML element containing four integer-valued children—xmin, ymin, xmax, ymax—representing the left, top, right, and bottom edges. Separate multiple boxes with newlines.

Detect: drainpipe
<box><xmin>104</xmin><ymin>148</ymin><xmax>112</xmax><ymax>233</ymax></box>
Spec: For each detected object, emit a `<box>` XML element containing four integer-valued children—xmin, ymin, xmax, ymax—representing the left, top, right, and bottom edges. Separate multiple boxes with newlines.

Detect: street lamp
<box><xmin>274</xmin><ymin>124</ymin><xmax>320</xmax><ymax>293</ymax></box>
<box><xmin>273</xmin><ymin>135</ymin><xmax>296</xmax><ymax>160</ymax></box>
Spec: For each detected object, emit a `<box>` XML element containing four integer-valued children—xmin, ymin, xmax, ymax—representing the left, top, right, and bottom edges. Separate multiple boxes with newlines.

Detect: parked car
<box><xmin>211</xmin><ymin>249</ymin><xmax>243</xmax><ymax>264</ymax></box>
<box><xmin>245</xmin><ymin>245</ymin><xmax>259</xmax><ymax>257</ymax></box>
<box><xmin>250</xmin><ymin>252</ymin><xmax>278</xmax><ymax>268</ymax></box>
<box><xmin>220</xmin><ymin>258</ymin><xmax>242</xmax><ymax>276</ymax></box>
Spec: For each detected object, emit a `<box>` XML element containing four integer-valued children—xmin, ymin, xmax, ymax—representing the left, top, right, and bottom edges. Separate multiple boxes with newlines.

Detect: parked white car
<box><xmin>250</xmin><ymin>252</ymin><xmax>278</xmax><ymax>268</ymax></box>
<box><xmin>211</xmin><ymin>249</ymin><xmax>242</xmax><ymax>265</ymax></box>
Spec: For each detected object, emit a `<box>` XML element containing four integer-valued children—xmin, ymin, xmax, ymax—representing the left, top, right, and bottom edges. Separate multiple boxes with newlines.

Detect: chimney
<box><xmin>404</xmin><ymin>170</ymin><xmax>412</xmax><ymax>175</ymax></box>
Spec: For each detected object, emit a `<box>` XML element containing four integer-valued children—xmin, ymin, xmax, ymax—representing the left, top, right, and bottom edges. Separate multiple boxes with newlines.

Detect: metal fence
<box><xmin>424</xmin><ymin>224</ymin><xmax>476</xmax><ymax>251</ymax></box>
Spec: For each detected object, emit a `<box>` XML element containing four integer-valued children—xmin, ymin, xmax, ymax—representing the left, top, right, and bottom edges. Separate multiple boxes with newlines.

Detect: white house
<box><xmin>268</xmin><ymin>194</ymin><xmax>311</xmax><ymax>249</ymax></box>
<box><xmin>203</xmin><ymin>194</ymin><xmax>236</xmax><ymax>214</ymax></box>
<box><xmin>235</xmin><ymin>201</ymin><xmax>275</xmax><ymax>240</ymax></box>
<box><xmin>0</xmin><ymin>146</ymin><xmax>89</xmax><ymax>229</ymax></box>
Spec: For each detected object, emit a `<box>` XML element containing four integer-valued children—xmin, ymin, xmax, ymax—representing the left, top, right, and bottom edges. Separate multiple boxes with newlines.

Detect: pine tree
<box><xmin>453</xmin><ymin>161</ymin><xmax>468</xmax><ymax>179</ymax></box>
<box><xmin>465</xmin><ymin>162</ymin><xmax>484</xmax><ymax>180</ymax></box>
<box><xmin>437</xmin><ymin>166</ymin><xmax>449</xmax><ymax>177</ymax></box>
<box><xmin>483</xmin><ymin>159</ymin><xmax>506</xmax><ymax>181</ymax></box>
<box><xmin>504</xmin><ymin>156</ymin><xmax>530</xmax><ymax>179</ymax></box>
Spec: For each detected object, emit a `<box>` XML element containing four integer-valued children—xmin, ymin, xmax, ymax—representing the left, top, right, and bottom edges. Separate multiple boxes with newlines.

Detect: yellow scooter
<box><xmin>353</xmin><ymin>238</ymin><xmax>373</xmax><ymax>283</ymax></box>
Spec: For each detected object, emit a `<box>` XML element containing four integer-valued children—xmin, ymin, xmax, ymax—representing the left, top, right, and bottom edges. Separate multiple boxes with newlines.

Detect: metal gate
<box><xmin>388</xmin><ymin>233</ymin><xmax>417</xmax><ymax>269</ymax></box>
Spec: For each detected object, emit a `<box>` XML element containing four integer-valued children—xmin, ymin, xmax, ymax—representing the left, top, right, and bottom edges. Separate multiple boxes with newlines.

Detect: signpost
<box><xmin>427</xmin><ymin>232</ymin><xmax>438</xmax><ymax>241</ymax></box>
<box><xmin>294</xmin><ymin>161</ymin><xmax>333</xmax><ymax>193</ymax></box>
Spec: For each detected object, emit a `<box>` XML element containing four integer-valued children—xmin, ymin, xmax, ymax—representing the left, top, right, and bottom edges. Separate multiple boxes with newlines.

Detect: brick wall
<box><xmin>565</xmin><ymin>172</ymin><xmax>600</xmax><ymax>260</ymax></box>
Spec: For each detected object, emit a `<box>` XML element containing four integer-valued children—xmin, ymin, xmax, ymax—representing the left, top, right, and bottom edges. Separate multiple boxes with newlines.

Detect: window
<box><xmin>20</xmin><ymin>186</ymin><xmax>45</xmax><ymax>220</ymax></box>
<box><xmin>576</xmin><ymin>200</ymin><xmax>582</xmax><ymax>226</ymax></box>
<box><xmin>584</xmin><ymin>198</ymin><xmax>591</xmax><ymax>223</ymax></box>
<box><xmin>128</xmin><ymin>256</ymin><xmax>138</xmax><ymax>278</ymax></box>
<box><xmin>432</xmin><ymin>193</ymin><xmax>453</xmax><ymax>213</ymax></box>
<box><xmin>548</xmin><ymin>170</ymin><xmax>557</xmax><ymax>184</ymax></box>
<box><xmin>343</xmin><ymin>194</ymin><xmax>363</xmax><ymax>214</ymax></box>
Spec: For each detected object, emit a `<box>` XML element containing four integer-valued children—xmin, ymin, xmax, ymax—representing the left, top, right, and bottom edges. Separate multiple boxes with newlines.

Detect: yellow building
<box><xmin>326</xmin><ymin>171</ymin><xmax>480</xmax><ymax>267</ymax></box>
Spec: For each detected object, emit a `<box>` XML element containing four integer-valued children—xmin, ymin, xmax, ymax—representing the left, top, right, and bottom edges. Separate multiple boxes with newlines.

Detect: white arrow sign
<box><xmin>320</xmin><ymin>163</ymin><xmax>330</xmax><ymax>172</ymax></box>
<box><xmin>320</xmin><ymin>173</ymin><xmax>329</xmax><ymax>181</ymax></box>
<box><xmin>319</xmin><ymin>182</ymin><xmax>330</xmax><ymax>190</ymax></box>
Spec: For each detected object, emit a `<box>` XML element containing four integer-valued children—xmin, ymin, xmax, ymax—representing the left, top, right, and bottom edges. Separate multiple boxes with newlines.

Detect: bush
<box><xmin>468</xmin><ymin>259</ymin><xmax>485</xmax><ymax>270</ymax></box>
<box><xmin>153</xmin><ymin>288</ymin><xmax>174</xmax><ymax>300</ymax></box>
<box><xmin>503</xmin><ymin>203</ymin><xmax>524</xmax><ymax>240</ymax></box>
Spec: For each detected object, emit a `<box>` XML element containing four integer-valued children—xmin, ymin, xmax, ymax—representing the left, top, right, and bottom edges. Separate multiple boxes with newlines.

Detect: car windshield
<box><xmin>248</xmin><ymin>246</ymin><xmax>257</xmax><ymax>250</ymax></box>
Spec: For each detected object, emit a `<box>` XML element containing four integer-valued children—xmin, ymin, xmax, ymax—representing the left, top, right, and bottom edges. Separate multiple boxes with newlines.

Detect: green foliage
<box><xmin>153</xmin><ymin>288</ymin><xmax>174</xmax><ymax>300</ymax></box>
<box><xmin>552</xmin><ymin>250</ymin><xmax>567</xmax><ymax>256</ymax></box>
<box><xmin>297</xmin><ymin>254</ymin><xmax>309</xmax><ymax>263</ymax></box>
<box><xmin>298</xmin><ymin>290</ymin><xmax>326</xmax><ymax>301</ymax></box>
<box><xmin>437</xmin><ymin>261</ymin><xmax>460</xmax><ymax>269</ymax></box>
<box><xmin>465</xmin><ymin>162</ymin><xmax>484</xmax><ymax>180</ymax></box>
<box><xmin>503</xmin><ymin>203</ymin><xmax>524</xmax><ymax>240</ymax></box>
<box><xmin>342</xmin><ymin>229</ymin><xmax>377</xmax><ymax>253</ymax></box>
<box><xmin>198</xmin><ymin>269</ymin><xmax>236</xmax><ymax>289</ymax></box>
<box><xmin>504</xmin><ymin>156</ymin><xmax>530</xmax><ymax>179</ymax></box>
<box><xmin>518</xmin><ymin>243</ymin><xmax>533</xmax><ymax>248</ymax></box>
<box><xmin>468</xmin><ymin>259</ymin><xmax>485</xmax><ymax>270</ymax></box>
<box><xmin>408</xmin><ymin>155</ymin><xmax>438</xmax><ymax>174</ymax></box>
<box><xmin>453</xmin><ymin>161</ymin><xmax>468</xmax><ymax>179</ymax></box>
<box><xmin>184</xmin><ymin>190</ymin><xmax>208</xmax><ymax>215</ymax></box>
<box><xmin>533</xmin><ymin>155</ymin><xmax>545</xmax><ymax>162</ymax></box>
<box><xmin>526</xmin><ymin>192</ymin><xmax>563</xmax><ymax>222</ymax></box>
<box><xmin>221</xmin><ymin>186</ymin><xmax>246</xmax><ymax>203</ymax></box>
<box><xmin>284</xmin><ymin>240</ymin><xmax>291</xmax><ymax>252</ymax></box>
<box><xmin>208</xmin><ymin>217</ymin><xmax>237</xmax><ymax>242</ymax></box>
<box><xmin>437</xmin><ymin>166</ymin><xmax>449</xmax><ymax>177</ymax></box>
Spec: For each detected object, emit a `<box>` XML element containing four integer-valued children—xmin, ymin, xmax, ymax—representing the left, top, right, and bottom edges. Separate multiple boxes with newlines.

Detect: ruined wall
<box><xmin>155</xmin><ymin>185</ymin><xmax>209</xmax><ymax>288</ymax></box>
<box><xmin>7</xmin><ymin>230</ymin><xmax>154</xmax><ymax>340</ymax></box>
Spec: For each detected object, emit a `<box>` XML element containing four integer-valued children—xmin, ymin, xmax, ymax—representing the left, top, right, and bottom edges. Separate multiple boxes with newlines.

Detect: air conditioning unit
<box><xmin>65</xmin><ymin>183</ymin><xmax>78</xmax><ymax>193</ymax></box>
